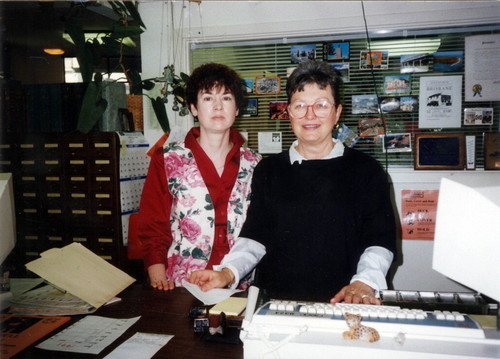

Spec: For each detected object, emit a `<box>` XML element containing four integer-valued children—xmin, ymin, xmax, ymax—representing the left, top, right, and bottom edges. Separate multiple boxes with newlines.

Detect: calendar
<box><xmin>117</xmin><ymin>132</ymin><xmax>150</xmax><ymax>245</ymax></box>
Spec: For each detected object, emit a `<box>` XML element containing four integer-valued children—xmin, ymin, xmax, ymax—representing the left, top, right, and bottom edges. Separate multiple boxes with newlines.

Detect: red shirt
<box><xmin>138</xmin><ymin>127</ymin><xmax>244</xmax><ymax>270</ymax></box>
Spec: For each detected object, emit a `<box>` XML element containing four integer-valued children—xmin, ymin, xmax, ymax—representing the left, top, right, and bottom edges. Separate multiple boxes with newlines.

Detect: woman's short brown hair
<box><xmin>186</xmin><ymin>63</ymin><xmax>246</xmax><ymax>112</ymax></box>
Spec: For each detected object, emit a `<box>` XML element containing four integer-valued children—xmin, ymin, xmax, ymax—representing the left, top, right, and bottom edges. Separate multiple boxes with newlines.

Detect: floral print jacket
<box><xmin>163</xmin><ymin>141</ymin><xmax>261</xmax><ymax>286</ymax></box>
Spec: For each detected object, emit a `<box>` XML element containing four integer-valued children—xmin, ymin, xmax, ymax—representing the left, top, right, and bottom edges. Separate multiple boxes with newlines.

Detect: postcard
<box><xmin>358</xmin><ymin>118</ymin><xmax>385</xmax><ymax>137</ymax></box>
<box><xmin>352</xmin><ymin>94</ymin><xmax>379</xmax><ymax>114</ymax></box>
<box><xmin>242</xmin><ymin>99</ymin><xmax>258</xmax><ymax>117</ymax></box>
<box><xmin>360</xmin><ymin>51</ymin><xmax>389</xmax><ymax>70</ymax></box>
<box><xmin>331</xmin><ymin>63</ymin><xmax>350</xmax><ymax>83</ymax></box>
<box><xmin>323</xmin><ymin>42</ymin><xmax>350</xmax><ymax>61</ymax></box>
<box><xmin>433</xmin><ymin>51</ymin><xmax>464</xmax><ymax>72</ymax></box>
<box><xmin>291</xmin><ymin>44</ymin><xmax>316</xmax><ymax>64</ymax></box>
<box><xmin>463</xmin><ymin>108</ymin><xmax>493</xmax><ymax>126</ymax></box>
<box><xmin>400</xmin><ymin>53</ymin><xmax>430</xmax><ymax>73</ymax></box>
<box><xmin>384</xmin><ymin>74</ymin><xmax>411</xmax><ymax>94</ymax></box>
<box><xmin>383</xmin><ymin>133</ymin><xmax>412</xmax><ymax>153</ymax></box>
<box><xmin>269</xmin><ymin>101</ymin><xmax>288</xmax><ymax>121</ymax></box>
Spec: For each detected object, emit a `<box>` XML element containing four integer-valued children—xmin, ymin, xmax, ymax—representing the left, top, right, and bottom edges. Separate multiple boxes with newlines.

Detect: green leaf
<box><xmin>180</xmin><ymin>72</ymin><xmax>190</xmax><ymax>83</ymax></box>
<box><xmin>150</xmin><ymin>97</ymin><xmax>170</xmax><ymax>133</ymax></box>
<box><xmin>192</xmin><ymin>248</ymin><xmax>207</xmax><ymax>260</ymax></box>
<box><xmin>77</xmin><ymin>82</ymin><xmax>107</xmax><ymax>133</ymax></box>
<box><xmin>124</xmin><ymin>1</ymin><xmax>146</xmax><ymax>29</ymax></box>
<box><xmin>142</xmin><ymin>80</ymin><xmax>156</xmax><ymax>91</ymax></box>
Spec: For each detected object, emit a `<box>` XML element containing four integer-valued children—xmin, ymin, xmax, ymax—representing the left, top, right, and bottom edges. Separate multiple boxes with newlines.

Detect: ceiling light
<box><xmin>43</xmin><ymin>48</ymin><xmax>65</xmax><ymax>55</ymax></box>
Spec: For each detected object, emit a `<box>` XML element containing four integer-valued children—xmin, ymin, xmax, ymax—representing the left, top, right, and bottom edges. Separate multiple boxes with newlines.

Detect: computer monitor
<box><xmin>433</xmin><ymin>177</ymin><xmax>500</xmax><ymax>303</ymax></box>
<box><xmin>0</xmin><ymin>173</ymin><xmax>16</xmax><ymax>265</ymax></box>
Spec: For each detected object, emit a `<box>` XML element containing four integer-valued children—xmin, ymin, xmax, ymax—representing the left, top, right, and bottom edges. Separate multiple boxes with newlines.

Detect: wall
<box><xmin>139</xmin><ymin>1</ymin><xmax>500</xmax><ymax>293</ymax></box>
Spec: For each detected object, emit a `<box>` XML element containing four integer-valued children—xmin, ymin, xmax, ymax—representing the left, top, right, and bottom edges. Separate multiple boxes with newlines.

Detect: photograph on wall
<box><xmin>418</xmin><ymin>75</ymin><xmax>462</xmax><ymax>128</ymax></box>
<box><xmin>255</xmin><ymin>76</ymin><xmax>281</xmax><ymax>95</ymax></box>
<box><xmin>400</xmin><ymin>53</ymin><xmax>430</xmax><ymax>73</ymax></box>
<box><xmin>401</xmin><ymin>189</ymin><xmax>439</xmax><ymax>240</ymax></box>
<box><xmin>384</xmin><ymin>74</ymin><xmax>411</xmax><ymax>94</ymax></box>
<box><xmin>352</xmin><ymin>94</ymin><xmax>379</xmax><ymax>114</ymax></box>
<box><xmin>433</xmin><ymin>51</ymin><xmax>464</xmax><ymax>72</ymax></box>
<box><xmin>242</xmin><ymin>99</ymin><xmax>258</xmax><ymax>117</ymax></box>
<box><xmin>323</xmin><ymin>42</ymin><xmax>350</xmax><ymax>61</ymax></box>
<box><xmin>463</xmin><ymin>108</ymin><xmax>493</xmax><ymax>126</ymax></box>
<box><xmin>380</xmin><ymin>97</ymin><xmax>401</xmax><ymax>113</ymax></box>
<box><xmin>258</xmin><ymin>131</ymin><xmax>282</xmax><ymax>154</ymax></box>
<box><xmin>291</xmin><ymin>44</ymin><xmax>316</xmax><ymax>64</ymax></box>
<box><xmin>400</xmin><ymin>96</ymin><xmax>419</xmax><ymax>112</ymax></box>
<box><xmin>358</xmin><ymin>118</ymin><xmax>385</xmax><ymax>137</ymax></box>
<box><xmin>334</xmin><ymin>123</ymin><xmax>359</xmax><ymax>148</ymax></box>
<box><xmin>383</xmin><ymin>133</ymin><xmax>412</xmax><ymax>152</ymax></box>
<box><xmin>269</xmin><ymin>101</ymin><xmax>289</xmax><ymax>121</ymax></box>
<box><xmin>465</xmin><ymin>34</ymin><xmax>500</xmax><ymax>101</ymax></box>
<box><xmin>359</xmin><ymin>51</ymin><xmax>389</xmax><ymax>70</ymax></box>
<box><xmin>331</xmin><ymin>63</ymin><xmax>350</xmax><ymax>83</ymax></box>
<box><xmin>242</xmin><ymin>78</ymin><xmax>255</xmax><ymax>93</ymax></box>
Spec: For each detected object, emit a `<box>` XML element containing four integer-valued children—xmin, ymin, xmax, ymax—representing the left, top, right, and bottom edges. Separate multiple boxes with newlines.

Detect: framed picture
<box><xmin>484</xmin><ymin>132</ymin><xmax>500</xmax><ymax>170</ymax></box>
<box><xmin>400</xmin><ymin>96</ymin><xmax>419</xmax><ymax>112</ymax></box>
<box><xmin>323</xmin><ymin>42</ymin><xmax>350</xmax><ymax>61</ymax></box>
<box><xmin>255</xmin><ymin>76</ymin><xmax>281</xmax><ymax>95</ymax></box>
<box><xmin>414</xmin><ymin>133</ymin><xmax>465</xmax><ymax>170</ymax></box>
<box><xmin>242</xmin><ymin>99</ymin><xmax>258</xmax><ymax>117</ymax></box>
<box><xmin>383</xmin><ymin>133</ymin><xmax>412</xmax><ymax>153</ymax></box>
<box><xmin>290</xmin><ymin>44</ymin><xmax>316</xmax><ymax>64</ymax></box>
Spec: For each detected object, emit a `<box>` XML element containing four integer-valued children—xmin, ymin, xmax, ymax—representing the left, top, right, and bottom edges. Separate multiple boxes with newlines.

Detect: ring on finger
<box><xmin>361</xmin><ymin>295</ymin><xmax>371</xmax><ymax>299</ymax></box>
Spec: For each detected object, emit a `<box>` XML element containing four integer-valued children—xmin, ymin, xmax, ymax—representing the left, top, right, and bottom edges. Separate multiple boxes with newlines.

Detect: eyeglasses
<box><xmin>287</xmin><ymin>100</ymin><xmax>335</xmax><ymax>119</ymax></box>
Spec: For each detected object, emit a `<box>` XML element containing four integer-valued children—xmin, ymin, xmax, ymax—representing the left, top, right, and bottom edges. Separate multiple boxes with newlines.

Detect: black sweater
<box><xmin>240</xmin><ymin>147</ymin><xmax>397</xmax><ymax>302</ymax></box>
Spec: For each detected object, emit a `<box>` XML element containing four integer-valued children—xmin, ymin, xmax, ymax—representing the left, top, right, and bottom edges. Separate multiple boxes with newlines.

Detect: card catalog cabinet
<box><xmin>0</xmin><ymin>132</ymin><xmax>128</xmax><ymax>272</ymax></box>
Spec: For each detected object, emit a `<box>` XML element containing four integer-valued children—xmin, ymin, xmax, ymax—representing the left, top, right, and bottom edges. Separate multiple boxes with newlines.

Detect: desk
<box><xmin>13</xmin><ymin>284</ymin><xmax>243</xmax><ymax>359</ymax></box>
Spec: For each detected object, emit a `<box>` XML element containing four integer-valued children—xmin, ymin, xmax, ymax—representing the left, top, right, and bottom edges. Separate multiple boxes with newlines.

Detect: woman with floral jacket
<box><xmin>138</xmin><ymin>63</ymin><xmax>265</xmax><ymax>291</ymax></box>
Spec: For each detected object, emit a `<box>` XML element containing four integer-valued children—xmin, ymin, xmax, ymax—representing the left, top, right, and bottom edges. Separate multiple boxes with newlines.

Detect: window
<box><xmin>191</xmin><ymin>25</ymin><xmax>499</xmax><ymax>168</ymax></box>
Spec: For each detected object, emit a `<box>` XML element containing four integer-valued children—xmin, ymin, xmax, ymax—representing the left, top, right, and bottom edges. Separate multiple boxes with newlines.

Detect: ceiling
<box><xmin>0</xmin><ymin>1</ymin><xmax>141</xmax><ymax>58</ymax></box>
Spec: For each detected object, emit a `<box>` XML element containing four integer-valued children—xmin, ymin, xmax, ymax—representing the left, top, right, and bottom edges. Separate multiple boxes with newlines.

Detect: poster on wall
<box><xmin>401</xmin><ymin>190</ymin><xmax>439</xmax><ymax>240</ymax></box>
<box><xmin>418</xmin><ymin>75</ymin><xmax>462</xmax><ymax>128</ymax></box>
<box><xmin>465</xmin><ymin>34</ymin><xmax>500</xmax><ymax>102</ymax></box>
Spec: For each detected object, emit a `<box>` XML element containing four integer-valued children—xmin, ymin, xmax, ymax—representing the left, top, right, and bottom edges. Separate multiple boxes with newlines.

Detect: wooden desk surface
<box><xmin>13</xmin><ymin>284</ymin><xmax>243</xmax><ymax>359</ymax></box>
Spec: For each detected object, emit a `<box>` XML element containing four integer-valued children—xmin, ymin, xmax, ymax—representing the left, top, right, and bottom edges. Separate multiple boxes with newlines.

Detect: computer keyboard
<box><xmin>248</xmin><ymin>300</ymin><xmax>485</xmax><ymax>340</ymax></box>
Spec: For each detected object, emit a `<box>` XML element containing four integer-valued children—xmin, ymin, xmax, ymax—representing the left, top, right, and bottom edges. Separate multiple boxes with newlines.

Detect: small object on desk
<box><xmin>0</xmin><ymin>314</ymin><xmax>70</xmax><ymax>359</ymax></box>
<box><xmin>209</xmin><ymin>297</ymin><xmax>247</xmax><ymax>316</ymax></box>
<box><xmin>342</xmin><ymin>312</ymin><xmax>380</xmax><ymax>343</ymax></box>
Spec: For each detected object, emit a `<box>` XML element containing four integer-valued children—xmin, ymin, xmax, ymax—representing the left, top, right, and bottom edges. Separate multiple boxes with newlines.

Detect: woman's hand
<box><xmin>189</xmin><ymin>268</ymin><xmax>235</xmax><ymax>292</ymax></box>
<box><xmin>147</xmin><ymin>263</ymin><xmax>175</xmax><ymax>291</ymax></box>
<box><xmin>330</xmin><ymin>280</ymin><xmax>381</xmax><ymax>305</ymax></box>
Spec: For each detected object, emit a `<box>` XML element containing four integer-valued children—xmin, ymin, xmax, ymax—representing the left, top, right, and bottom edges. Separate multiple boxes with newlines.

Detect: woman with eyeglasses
<box><xmin>238</xmin><ymin>60</ymin><xmax>397</xmax><ymax>304</ymax></box>
<box><xmin>138</xmin><ymin>63</ymin><xmax>264</xmax><ymax>292</ymax></box>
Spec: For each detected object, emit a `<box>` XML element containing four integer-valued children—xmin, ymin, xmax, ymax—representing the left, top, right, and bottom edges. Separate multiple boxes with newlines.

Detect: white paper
<box><xmin>103</xmin><ymin>332</ymin><xmax>173</xmax><ymax>359</ymax></box>
<box><xmin>37</xmin><ymin>315</ymin><xmax>140</xmax><ymax>354</ymax></box>
<box><xmin>258</xmin><ymin>131</ymin><xmax>282</xmax><ymax>154</ymax></box>
<box><xmin>418</xmin><ymin>76</ymin><xmax>462</xmax><ymax>128</ymax></box>
<box><xmin>182</xmin><ymin>281</ymin><xmax>241</xmax><ymax>305</ymax></box>
<box><xmin>465</xmin><ymin>34</ymin><xmax>500</xmax><ymax>101</ymax></box>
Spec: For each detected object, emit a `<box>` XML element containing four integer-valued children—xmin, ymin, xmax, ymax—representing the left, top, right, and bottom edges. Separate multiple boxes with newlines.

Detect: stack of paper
<box><xmin>10</xmin><ymin>243</ymin><xmax>135</xmax><ymax>315</ymax></box>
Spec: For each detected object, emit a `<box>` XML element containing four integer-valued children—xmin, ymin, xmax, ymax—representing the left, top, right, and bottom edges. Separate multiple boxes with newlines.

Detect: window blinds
<box><xmin>191</xmin><ymin>25</ymin><xmax>499</xmax><ymax>168</ymax></box>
